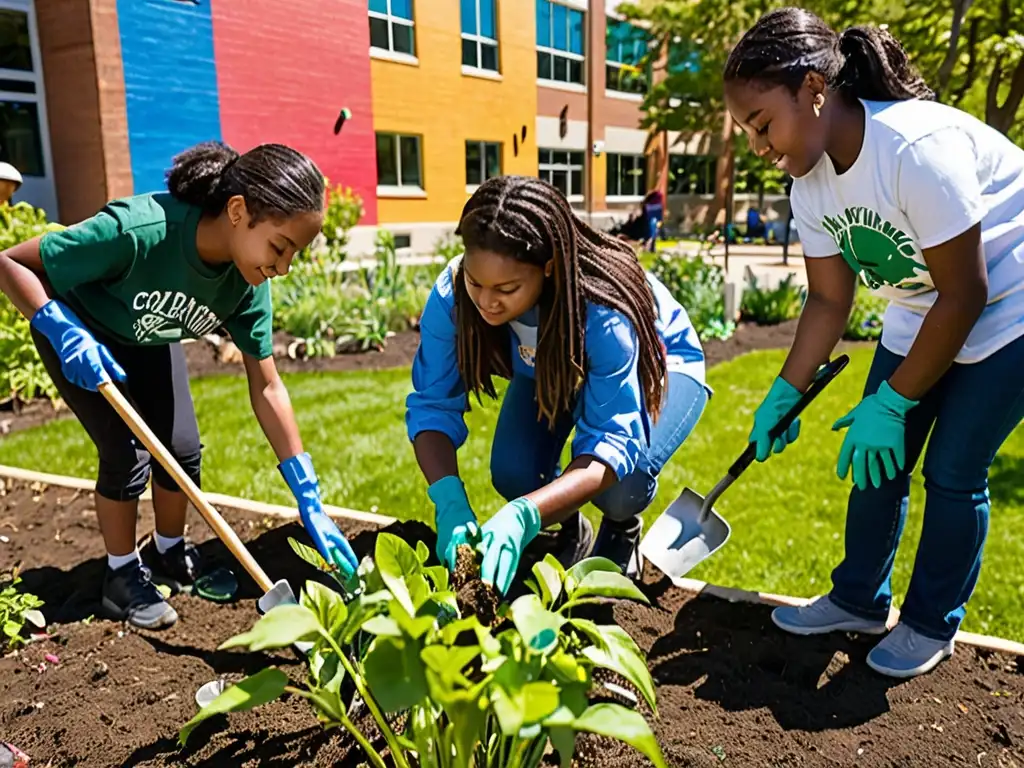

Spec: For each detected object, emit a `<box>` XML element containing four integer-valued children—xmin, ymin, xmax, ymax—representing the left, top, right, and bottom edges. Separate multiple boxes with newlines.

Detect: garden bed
<box><xmin>1</xmin><ymin>479</ymin><xmax>1020</xmax><ymax>767</ymax></box>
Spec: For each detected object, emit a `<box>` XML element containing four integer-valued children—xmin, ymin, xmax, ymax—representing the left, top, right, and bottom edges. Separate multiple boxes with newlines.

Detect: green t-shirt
<box><xmin>39</xmin><ymin>192</ymin><xmax>273</xmax><ymax>359</ymax></box>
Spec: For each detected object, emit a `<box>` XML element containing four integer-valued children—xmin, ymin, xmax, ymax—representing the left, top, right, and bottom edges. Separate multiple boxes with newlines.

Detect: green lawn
<box><xmin>2</xmin><ymin>349</ymin><xmax>1022</xmax><ymax>641</ymax></box>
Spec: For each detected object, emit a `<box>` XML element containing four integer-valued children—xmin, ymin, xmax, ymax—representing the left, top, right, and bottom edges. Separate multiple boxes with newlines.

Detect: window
<box><xmin>461</xmin><ymin>0</ymin><xmax>498</xmax><ymax>72</ymax></box>
<box><xmin>606</xmin><ymin>153</ymin><xmax>647</xmax><ymax>198</ymax></box>
<box><xmin>369</xmin><ymin>0</ymin><xmax>415</xmax><ymax>57</ymax></box>
<box><xmin>376</xmin><ymin>133</ymin><xmax>422</xmax><ymax>189</ymax></box>
<box><xmin>539</xmin><ymin>149</ymin><xmax>584</xmax><ymax>200</ymax></box>
<box><xmin>393</xmin><ymin>234</ymin><xmax>412</xmax><ymax>249</ymax></box>
<box><xmin>605</xmin><ymin>20</ymin><xmax>648</xmax><ymax>94</ymax></box>
<box><xmin>0</xmin><ymin>8</ymin><xmax>44</xmax><ymax>178</ymax></box>
<box><xmin>669</xmin><ymin>154</ymin><xmax>716</xmax><ymax>196</ymax></box>
<box><xmin>536</xmin><ymin>0</ymin><xmax>585</xmax><ymax>86</ymax></box>
<box><xmin>466</xmin><ymin>141</ymin><xmax>502</xmax><ymax>186</ymax></box>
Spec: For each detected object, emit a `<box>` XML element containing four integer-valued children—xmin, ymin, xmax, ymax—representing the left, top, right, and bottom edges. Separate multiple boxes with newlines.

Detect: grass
<box><xmin>1</xmin><ymin>348</ymin><xmax>1022</xmax><ymax>641</ymax></box>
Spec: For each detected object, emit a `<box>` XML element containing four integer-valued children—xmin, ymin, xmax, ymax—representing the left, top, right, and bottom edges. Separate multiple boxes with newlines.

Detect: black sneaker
<box><xmin>529</xmin><ymin>511</ymin><xmax>594</xmax><ymax>571</ymax></box>
<box><xmin>593</xmin><ymin>516</ymin><xmax>644</xmax><ymax>580</ymax></box>
<box><xmin>102</xmin><ymin>561</ymin><xmax>178</xmax><ymax>630</ymax></box>
<box><xmin>142</xmin><ymin>539</ymin><xmax>202</xmax><ymax>594</ymax></box>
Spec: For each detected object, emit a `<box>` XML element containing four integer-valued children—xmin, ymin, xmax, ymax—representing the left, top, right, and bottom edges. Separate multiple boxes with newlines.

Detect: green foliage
<box><xmin>650</xmin><ymin>247</ymin><xmax>735</xmax><ymax>341</ymax></box>
<box><xmin>320</xmin><ymin>181</ymin><xmax>364</xmax><ymax>255</ymax></box>
<box><xmin>0</xmin><ymin>202</ymin><xmax>63</xmax><ymax>405</ymax></box>
<box><xmin>433</xmin><ymin>231</ymin><xmax>464</xmax><ymax>263</ymax></box>
<box><xmin>844</xmin><ymin>284</ymin><xmax>887</xmax><ymax>341</ymax></box>
<box><xmin>274</xmin><ymin>231</ymin><xmax>438</xmax><ymax>358</ymax></box>
<box><xmin>1</xmin><ymin>563</ymin><xmax>46</xmax><ymax>650</ymax></box>
<box><xmin>181</xmin><ymin>535</ymin><xmax>666</xmax><ymax>768</ymax></box>
<box><xmin>740</xmin><ymin>273</ymin><xmax>805</xmax><ymax>325</ymax></box>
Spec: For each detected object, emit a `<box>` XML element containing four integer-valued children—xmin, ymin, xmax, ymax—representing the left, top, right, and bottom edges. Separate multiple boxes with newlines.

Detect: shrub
<box><xmin>180</xmin><ymin>534</ymin><xmax>668</xmax><ymax>768</ymax></box>
<box><xmin>740</xmin><ymin>273</ymin><xmax>806</xmax><ymax>325</ymax></box>
<box><xmin>0</xmin><ymin>203</ymin><xmax>63</xmax><ymax>405</ymax></box>
<box><xmin>320</xmin><ymin>181</ymin><xmax>364</xmax><ymax>255</ymax></box>
<box><xmin>650</xmin><ymin>249</ymin><xmax>735</xmax><ymax>342</ymax></box>
<box><xmin>432</xmin><ymin>231</ymin><xmax>464</xmax><ymax>263</ymax></box>
<box><xmin>845</xmin><ymin>284</ymin><xmax>886</xmax><ymax>341</ymax></box>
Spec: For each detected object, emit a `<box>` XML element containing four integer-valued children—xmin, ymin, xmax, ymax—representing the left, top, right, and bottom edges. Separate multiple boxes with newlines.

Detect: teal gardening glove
<box><xmin>428</xmin><ymin>475</ymin><xmax>478</xmax><ymax>570</ymax></box>
<box><xmin>833</xmin><ymin>381</ymin><xmax>918</xmax><ymax>491</ymax></box>
<box><xmin>750</xmin><ymin>376</ymin><xmax>804</xmax><ymax>462</ymax></box>
<box><xmin>479</xmin><ymin>498</ymin><xmax>542</xmax><ymax>595</ymax></box>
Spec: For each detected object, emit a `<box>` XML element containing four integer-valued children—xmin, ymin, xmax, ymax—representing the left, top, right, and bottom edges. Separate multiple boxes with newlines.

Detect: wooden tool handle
<box><xmin>99</xmin><ymin>382</ymin><xmax>274</xmax><ymax>593</ymax></box>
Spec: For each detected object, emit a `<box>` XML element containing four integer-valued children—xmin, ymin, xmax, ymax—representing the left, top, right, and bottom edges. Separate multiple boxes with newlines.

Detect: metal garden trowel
<box><xmin>640</xmin><ymin>354</ymin><xmax>850</xmax><ymax>583</ymax></box>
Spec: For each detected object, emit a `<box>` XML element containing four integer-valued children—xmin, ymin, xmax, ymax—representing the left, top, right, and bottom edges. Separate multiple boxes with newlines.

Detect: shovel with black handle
<box><xmin>640</xmin><ymin>354</ymin><xmax>850</xmax><ymax>582</ymax></box>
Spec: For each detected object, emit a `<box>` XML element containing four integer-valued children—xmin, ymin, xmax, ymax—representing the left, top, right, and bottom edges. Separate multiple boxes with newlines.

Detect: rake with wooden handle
<box><xmin>98</xmin><ymin>381</ymin><xmax>297</xmax><ymax>615</ymax></box>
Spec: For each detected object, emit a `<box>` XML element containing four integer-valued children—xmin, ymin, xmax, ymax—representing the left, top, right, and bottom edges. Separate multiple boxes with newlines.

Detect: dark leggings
<box><xmin>31</xmin><ymin>328</ymin><xmax>202</xmax><ymax>501</ymax></box>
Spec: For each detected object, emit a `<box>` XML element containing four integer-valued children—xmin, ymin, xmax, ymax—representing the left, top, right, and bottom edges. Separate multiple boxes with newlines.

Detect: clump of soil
<box><xmin>451</xmin><ymin>544</ymin><xmax>500</xmax><ymax>627</ymax></box>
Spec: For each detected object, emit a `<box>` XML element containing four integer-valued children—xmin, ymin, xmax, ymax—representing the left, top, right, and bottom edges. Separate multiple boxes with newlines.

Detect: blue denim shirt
<box><xmin>405</xmin><ymin>257</ymin><xmax>707</xmax><ymax>480</ymax></box>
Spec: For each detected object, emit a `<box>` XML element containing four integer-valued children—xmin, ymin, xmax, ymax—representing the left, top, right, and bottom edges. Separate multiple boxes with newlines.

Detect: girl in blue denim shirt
<box><xmin>405</xmin><ymin>175</ymin><xmax>709</xmax><ymax>594</ymax></box>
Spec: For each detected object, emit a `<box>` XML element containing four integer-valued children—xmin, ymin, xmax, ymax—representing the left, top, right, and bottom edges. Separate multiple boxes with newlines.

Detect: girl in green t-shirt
<box><xmin>0</xmin><ymin>141</ymin><xmax>358</xmax><ymax>630</ymax></box>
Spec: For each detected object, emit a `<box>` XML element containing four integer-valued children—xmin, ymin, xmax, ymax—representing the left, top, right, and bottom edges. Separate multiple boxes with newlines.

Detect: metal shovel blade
<box><xmin>256</xmin><ymin>579</ymin><xmax>314</xmax><ymax>655</ymax></box>
<box><xmin>640</xmin><ymin>486</ymin><xmax>731</xmax><ymax>582</ymax></box>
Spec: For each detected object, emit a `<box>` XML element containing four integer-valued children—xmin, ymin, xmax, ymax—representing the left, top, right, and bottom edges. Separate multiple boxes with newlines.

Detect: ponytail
<box><xmin>165</xmin><ymin>140</ymin><xmax>325</xmax><ymax>221</ymax></box>
<box><xmin>836</xmin><ymin>26</ymin><xmax>934</xmax><ymax>101</ymax></box>
<box><xmin>724</xmin><ymin>8</ymin><xmax>933</xmax><ymax>103</ymax></box>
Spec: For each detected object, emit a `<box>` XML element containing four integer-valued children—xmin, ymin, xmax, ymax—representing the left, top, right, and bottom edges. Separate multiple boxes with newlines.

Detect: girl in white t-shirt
<box><xmin>723</xmin><ymin>8</ymin><xmax>1024</xmax><ymax>679</ymax></box>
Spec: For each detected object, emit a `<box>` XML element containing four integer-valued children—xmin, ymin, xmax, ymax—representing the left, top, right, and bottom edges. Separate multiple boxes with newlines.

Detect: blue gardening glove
<box><xmin>31</xmin><ymin>300</ymin><xmax>126</xmax><ymax>392</ymax></box>
<box><xmin>479</xmin><ymin>498</ymin><xmax>542</xmax><ymax>595</ymax></box>
<box><xmin>832</xmin><ymin>381</ymin><xmax>918</xmax><ymax>491</ymax></box>
<box><xmin>279</xmin><ymin>452</ymin><xmax>359</xmax><ymax>577</ymax></box>
<box><xmin>749</xmin><ymin>376</ymin><xmax>803</xmax><ymax>462</ymax></box>
<box><xmin>428</xmin><ymin>475</ymin><xmax>478</xmax><ymax>570</ymax></box>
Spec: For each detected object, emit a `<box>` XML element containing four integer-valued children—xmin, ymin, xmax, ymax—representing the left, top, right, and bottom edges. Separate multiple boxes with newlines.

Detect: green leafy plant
<box><xmin>651</xmin><ymin>247</ymin><xmax>735</xmax><ymax>342</ymax></box>
<box><xmin>180</xmin><ymin>535</ymin><xmax>667</xmax><ymax>768</ymax></box>
<box><xmin>0</xmin><ymin>202</ymin><xmax>63</xmax><ymax>405</ymax></box>
<box><xmin>432</xmin><ymin>232</ymin><xmax>464</xmax><ymax>263</ymax></box>
<box><xmin>740</xmin><ymin>273</ymin><xmax>806</xmax><ymax>325</ymax></box>
<box><xmin>845</xmin><ymin>283</ymin><xmax>887</xmax><ymax>341</ymax></box>
<box><xmin>1</xmin><ymin>562</ymin><xmax>46</xmax><ymax>650</ymax></box>
<box><xmin>320</xmin><ymin>180</ymin><xmax>364</xmax><ymax>255</ymax></box>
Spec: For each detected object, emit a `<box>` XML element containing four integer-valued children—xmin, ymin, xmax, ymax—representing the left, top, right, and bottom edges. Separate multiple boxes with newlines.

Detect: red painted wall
<box><xmin>210</xmin><ymin>0</ymin><xmax>378</xmax><ymax>225</ymax></box>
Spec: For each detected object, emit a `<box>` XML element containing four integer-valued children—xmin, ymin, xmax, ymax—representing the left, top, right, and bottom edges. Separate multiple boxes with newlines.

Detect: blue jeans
<box><xmin>490</xmin><ymin>372</ymin><xmax>708</xmax><ymax>523</ymax></box>
<box><xmin>829</xmin><ymin>335</ymin><xmax>1024</xmax><ymax>641</ymax></box>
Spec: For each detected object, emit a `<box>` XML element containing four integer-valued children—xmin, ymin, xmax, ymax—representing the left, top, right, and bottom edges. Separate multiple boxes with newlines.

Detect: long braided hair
<box><xmin>454</xmin><ymin>175</ymin><xmax>667</xmax><ymax>428</ymax></box>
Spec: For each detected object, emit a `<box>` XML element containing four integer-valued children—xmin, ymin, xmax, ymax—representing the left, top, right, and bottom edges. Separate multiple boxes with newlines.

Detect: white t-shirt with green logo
<box><xmin>791</xmin><ymin>98</ymin><xmax>1024</xmax><ymax>363</ymax></box>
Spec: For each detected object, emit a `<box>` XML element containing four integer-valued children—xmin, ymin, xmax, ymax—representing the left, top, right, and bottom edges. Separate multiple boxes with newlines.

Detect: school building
<box><xmin>2</xmin><ymin>0</ymin><xmax>741</xmax><ymax>254</ymax></box>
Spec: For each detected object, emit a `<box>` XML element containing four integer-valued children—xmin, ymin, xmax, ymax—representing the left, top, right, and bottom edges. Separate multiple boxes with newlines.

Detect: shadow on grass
<box><xmin>990</xmin><ymin>453</ymin><xmax>1024</xmax><ymax>507</ymax></box>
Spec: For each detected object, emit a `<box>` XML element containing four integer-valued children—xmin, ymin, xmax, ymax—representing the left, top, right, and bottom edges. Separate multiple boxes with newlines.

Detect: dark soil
<box><xmin>451</xmin><ymin>543</ymin><xmax>500</xmax><ymax>627</ymax></box>
<box><xmin>1</xmin><ymin>480</ymin><xmax>1020</xmax><ymax>767</ymax></box>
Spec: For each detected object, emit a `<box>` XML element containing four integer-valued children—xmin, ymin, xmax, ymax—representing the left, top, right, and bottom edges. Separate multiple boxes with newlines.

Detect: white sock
<box><xmin>154</xmin><ymin>533</ymin><xmax>183</xmax><ymax>554</ymax></box>
<box><xmin>108</xmin><ymin>550</ymin><xmax>141</xmax><ymax>571</ymax></box>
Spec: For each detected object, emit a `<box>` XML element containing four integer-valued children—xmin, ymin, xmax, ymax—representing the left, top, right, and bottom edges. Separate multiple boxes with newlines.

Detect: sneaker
<box><xmin>867</xmin><ymin>623</ymin><xmax>954</xmax><ymax>679</ymax></box>
<box><xmin>531</xmin><ymin>511</ymin><xmax>595</xmax><ymax>571</ymax></box>
<box><xmin>142</xmin><ymin>539</ymin><xmax>202</xmax><ymax>594</ymax></box>
<box><xmin>771</xmin><ymin>595</ymin><xmax>888</xmax><ymax>636</ymax></box>
<box><xmin>593</xmin><ymin>516</ymin><xmax>644</xmax><ymax>580</ymax></box>
<box><xmin>102</xmin><ymin>560</ymin><xmax>178</xmax><ymax>630</ymax></box>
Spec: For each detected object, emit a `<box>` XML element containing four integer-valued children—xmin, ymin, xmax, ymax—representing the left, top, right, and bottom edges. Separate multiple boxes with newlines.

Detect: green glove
<box><xmin>750</xmin><ymin>376</ymin><xmax>804</xmax><ymax>462</ymax></box>
<box><xmin>479</xmin><ymin>498</ymin><xmax>542</xmax><ymax>595</ymax></box>
<box><xmin>833</xmin><ymin>381</ymin><xmax>918</xmax><ymax>491</ymax></box>
<box><xmin>427</xmin><ymin>475</ymin><xmax>478</xmax><ymax>570</ymax></box>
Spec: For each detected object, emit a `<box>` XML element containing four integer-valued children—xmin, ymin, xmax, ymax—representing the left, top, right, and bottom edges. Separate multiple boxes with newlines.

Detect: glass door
<box><xmin>0</xmin><ymin>0</ymin><xmax>57</xmax><ymax>218</ymax></box>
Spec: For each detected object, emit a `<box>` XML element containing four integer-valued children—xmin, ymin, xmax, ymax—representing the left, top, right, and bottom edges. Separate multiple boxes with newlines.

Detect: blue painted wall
<box><xmin>116</xmin><ymin>0</ymin><xmax>222</xmax><ymax>194</ymax></box>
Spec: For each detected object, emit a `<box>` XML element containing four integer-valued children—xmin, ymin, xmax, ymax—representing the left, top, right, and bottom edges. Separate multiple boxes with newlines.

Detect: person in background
<box><xmin>0</xmin><ymin>141</ymin><xmax>358</xmax><ymax>629</ymax></box>
<box><xmin>0</xmin><ymin>162</ymin><xmax>23</xmax><ymax>205</ymax></box>
<box><xmin>724</xmin><ymin>7</ymin><xmax>1024</xmax><ymax>678</ymax></box>
<box><xmin>407</xmin><ymin>175</ymin><xmax>709</xmax><ymax>595</ymax></box>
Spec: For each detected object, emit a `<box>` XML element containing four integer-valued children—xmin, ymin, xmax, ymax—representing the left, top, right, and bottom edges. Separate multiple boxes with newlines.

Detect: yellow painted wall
<box><xmin>371</xmin><ymin>0</ymin><xmax>538</xmax><ymax>224</ymax></box>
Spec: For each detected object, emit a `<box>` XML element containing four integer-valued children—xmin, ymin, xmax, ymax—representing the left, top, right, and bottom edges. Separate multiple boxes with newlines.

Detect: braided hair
<box><xmin>166</xmin><ymin>140</ymin><xmax>325</xmax><ymax>222</ymax></box>
<box><xmin>454</xmin><ymin>175</ymin><xmax>667</xmax><ymax>428</ymax></box>
<box><xmin>724</xmin><ymin>7</ymin><xmax>933</xmax><ymax>102</ymax></box>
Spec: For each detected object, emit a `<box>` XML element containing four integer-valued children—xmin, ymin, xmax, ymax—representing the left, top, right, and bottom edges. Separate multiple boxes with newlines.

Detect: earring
<box><xmin>813</xmin><ymin>94</ymin><xmax>823</xmax><ymax>117</ymax></box>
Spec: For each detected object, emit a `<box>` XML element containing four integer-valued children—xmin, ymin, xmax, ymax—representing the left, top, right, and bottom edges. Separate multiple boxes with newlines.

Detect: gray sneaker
<box><xmin>102</xmin><ymin>560</ymin><xmax>178</xmax><ymax>630</ymax></box>
<box><xmin>771</xmin><ymin>595</ymin><xmax>887</xmax><ymax>636</ymax></box>
<box><xmin>867</xmin><ymin>623</ymin><xmax>954</xmax><ymax>678</ymax></box>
